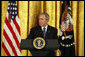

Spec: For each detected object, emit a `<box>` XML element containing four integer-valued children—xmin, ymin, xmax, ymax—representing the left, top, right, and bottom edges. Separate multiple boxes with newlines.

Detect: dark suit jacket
<box><xmin>27</xmin><ymin>25</ymin><xmax>58</xmax><ymax>56</ymax></box>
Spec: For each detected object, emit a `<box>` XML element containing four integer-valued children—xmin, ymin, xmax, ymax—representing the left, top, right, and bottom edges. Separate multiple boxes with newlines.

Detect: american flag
<box><xmin>2</xmin><ymin>1</ymin><xmax>21</xmax><ymax>56</ymax></box>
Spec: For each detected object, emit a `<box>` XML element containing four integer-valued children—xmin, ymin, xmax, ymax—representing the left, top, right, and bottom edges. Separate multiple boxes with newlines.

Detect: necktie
<box><xmin>43</xmin><ymin>27</ymin><xmax>46</xmax><ymax>38</ymax></box>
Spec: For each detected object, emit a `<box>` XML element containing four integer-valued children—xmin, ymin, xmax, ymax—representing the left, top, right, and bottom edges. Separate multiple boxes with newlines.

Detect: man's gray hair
<box><xmin>39</xmin><ymin>13</ymin><xmax>49</xmax><ymax>20</ymax></box>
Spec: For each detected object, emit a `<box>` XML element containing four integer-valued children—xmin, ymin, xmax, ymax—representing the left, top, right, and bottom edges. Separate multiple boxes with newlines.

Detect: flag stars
<box><xmin>12</xmin><ymin>7</ymin><xmax>17</xmax><ymax>10</ymax></box>
<box><xmin>12</xmin><ymin>16</ymin><xmax>14</xmax><ymax>19</ymax></box>
<box><xmin>15</xmin><ymin>12</ymin><xmax>17</xmax><ymax>14</ymax></box>
<box><xmin>12</xmin><ymin>12</ymin><xmax>14</xmax><ymax>14</ymax></box>
<box><xmin>8</xmin><ymin>3</ymin><xmax>10</xmax><ymax>5</ymax></box>
<box><xmin>8</xmin><ymin>7</ymin><xmax>9</xmax><ymax>10</ymax></box>
<box><xmin>7</xmin><ymin>2</ymin><xmax>18</xmax><ymax>20</ymax></box>
<box><xmin>13</xmin><ymin>7</ymin><xmax>15</xmax><ymax>10</ymax></box>
<box><xmin>11</xmin><ymin>3</ymin><xmax>13</xmax><ymax>5</ymax></box>
<box><xmin>15</xmin><ymin>8</ymin><xmax>17</xmax><ymax>10</ymax></box>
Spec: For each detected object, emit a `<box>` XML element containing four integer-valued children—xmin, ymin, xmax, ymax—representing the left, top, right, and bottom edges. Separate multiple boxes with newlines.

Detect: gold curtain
<box><xmin>1</xmin><ymin>1</ymin><xmax>84</xmax><ymax>56</ymax></box>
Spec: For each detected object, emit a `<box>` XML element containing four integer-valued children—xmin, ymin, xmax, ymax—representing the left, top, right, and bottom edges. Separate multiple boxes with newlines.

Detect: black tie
<box><xmin>43</xmin><ymin>27</ymin><xmax>46</xmax><ymax>38</ymax></box>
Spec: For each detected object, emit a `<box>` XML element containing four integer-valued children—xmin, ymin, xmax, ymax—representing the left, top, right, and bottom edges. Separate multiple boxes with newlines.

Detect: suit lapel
<box><xmin>46</xmin><ymin>25</ymin><xmax>51</xmax><ymax>38</ymax></box>
<box><xmin>38</xmin><ymin>26</ymin><xmax>44</xmax><ymax>37</ymax></box>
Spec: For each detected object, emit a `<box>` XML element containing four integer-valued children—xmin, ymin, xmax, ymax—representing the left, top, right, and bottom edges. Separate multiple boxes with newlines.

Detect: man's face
<box><xmin>39</xmin><ymin>15</ymin><xmax>49</xmax><ymax>27</ymax></box>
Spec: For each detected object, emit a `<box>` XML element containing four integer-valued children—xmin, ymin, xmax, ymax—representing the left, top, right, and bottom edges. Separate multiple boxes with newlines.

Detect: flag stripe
<box><xmin>5</xmin><ymin>18</ymin><xmax>20</xmax><ymax>46</ymax></box>
<box><xmin>6</xmin><ymin>12</ymin><xmax>21</xmax><ymax>43</ymax></box>
<box><xmin>2</xmin><ymin>43</ymin><xmax>11</xmax><ymax>56</ymax></box>
<box><xmin>13</xmin><ymin>19</ymin><xmax>20</xmax><ymax>36</ymax></box>
<box><xmin>6</xmin><ymin>12</ymin><xmax>20</xmax><ymax>34</ymax></box>
<box><xmin>5</xmin><ymin>18</ymin><xmax>21</xmax><ymax>52</ymax></box>
<box><xmin>4</xmin><ymin>23</ymin><xmax>21</xmax><ymax>55</ymax></box>
<box><xmin>16</xmin><ymin>16</ymin><xmax>20</xmax><ymax>27</ymax></box>
<box><xmin>3</xmin><ymin>29</ymin><xmax>18</xmax><ymax>56</ymax></box>
<box><xmin>6</xmin><ymin>12</ymin><xmax>20</xmax><ymax>36</ymax></box>
<box><xmin>10</xmin><ymin>21</ymin><xmax>21</xmax><ymax>43</ymax></box>
<box><xmin>2</xmin><ymin>36</ymin><xmax>15</xmax><ymax>56</ymax></box>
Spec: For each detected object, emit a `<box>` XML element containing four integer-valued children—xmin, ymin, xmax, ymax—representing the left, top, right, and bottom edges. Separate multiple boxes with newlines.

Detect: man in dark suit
<box><xmin>27</xmin><ymin>13</ymin><xmax>59</xmax><ymax>56</ymax></box>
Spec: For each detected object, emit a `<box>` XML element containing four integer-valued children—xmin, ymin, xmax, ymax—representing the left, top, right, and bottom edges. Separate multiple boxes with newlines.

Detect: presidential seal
<box><xmin>33</xmin><ymin>37</ymin><xmax>45</xmax><ymax>49</ymax></box>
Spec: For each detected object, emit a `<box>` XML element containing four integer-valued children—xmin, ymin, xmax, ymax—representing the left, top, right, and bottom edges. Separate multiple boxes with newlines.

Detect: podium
<box><xmin>20</xmin><ymin>39</ymin><xmax>60</xmax><ymax>56</ymax></box>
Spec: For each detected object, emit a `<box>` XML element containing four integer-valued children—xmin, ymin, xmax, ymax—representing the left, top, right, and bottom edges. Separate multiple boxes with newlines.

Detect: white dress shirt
<box><xmin>41</xmin><ymin>25</ymin><xmax>48</xmax><ymax>33</ymax></box>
